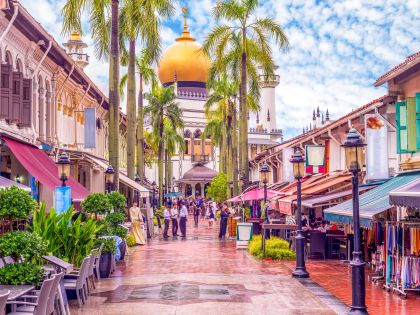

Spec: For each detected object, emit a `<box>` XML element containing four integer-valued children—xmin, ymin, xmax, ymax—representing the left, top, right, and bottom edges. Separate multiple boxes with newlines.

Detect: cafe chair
<box><xmin>0</xmin><ymin>290</ymin><xmax>10</xmax><ymax>315</ymax></box>
<box><xmin>6</xmin><ymin>277</ymin><xmax>55</xmax><ymax>315</ymax></box>
<box><xmin>309</xmin><ymin>231</ymin><xmax>326</xmax><ymax>259</ymax></box>
<box><xmin>63</xmin><ymin>255</ymin><xmax>91</xmax><ymax>307</ymax></box>
<box><xmin>92</xmin><ymin>242</ymin><xmax>104</xmax><ymax>280</ymax></box>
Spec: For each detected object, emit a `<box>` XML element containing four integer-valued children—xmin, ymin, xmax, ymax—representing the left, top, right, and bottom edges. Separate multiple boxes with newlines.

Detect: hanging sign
<box><xmin>84</xmin><ymin>108</ymin><xmax>96</xmax><ymax>148</ymax></box>
<box><xmin>365</xmin><ymin>114</ymin><xmax>388</xmax><ymax>181</ymax></box>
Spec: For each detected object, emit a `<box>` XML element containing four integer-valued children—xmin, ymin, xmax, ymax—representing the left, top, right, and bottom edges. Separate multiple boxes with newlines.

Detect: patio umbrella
<box><xmin>226</xmin><ymin>188</ymin><xmax>282</xmax><ymax>202</ymax></box>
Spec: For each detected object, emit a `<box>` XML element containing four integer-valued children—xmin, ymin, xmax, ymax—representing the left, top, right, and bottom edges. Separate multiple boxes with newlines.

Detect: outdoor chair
<box><xmin>309</xmin><ymin>231</ymin><xmax>326</xmax><ymax>259</ymax></box>
<box><xmin>0</xmin><ymin>290</ymin><xmax>10</xmax><ymax>315</ymax></box>
<box><xmin>15</xmin><ymin>272</ymin><xmax>63</xmax><ymax>315</ymax></box>
<box><xmin>93</xmin><ymin>243</ymin><xmax>104</xmax><ymax>280</ymax></box>
<box><xmin>6</xmin><ymin>276</ymin><xmax>55</xmax><ymax>315</ymax></box>
<box><xmin>63</xmin><ymin>255</ymin><xmax>90</xmax><ymax>307</ymax></box>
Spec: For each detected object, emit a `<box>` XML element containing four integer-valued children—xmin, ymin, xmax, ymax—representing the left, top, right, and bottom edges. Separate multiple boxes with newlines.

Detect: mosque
<box><xmin>144</xmin><ymin>8</ymin><xmax>282</xmax><ymax>197</ymax></box>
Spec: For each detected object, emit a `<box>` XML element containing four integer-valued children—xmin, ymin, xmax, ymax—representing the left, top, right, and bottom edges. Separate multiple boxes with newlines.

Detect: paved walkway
<box><xmin>69</xmin><ymin>216</ymin><xmax>420</xmax><ymax>314</ymax></box>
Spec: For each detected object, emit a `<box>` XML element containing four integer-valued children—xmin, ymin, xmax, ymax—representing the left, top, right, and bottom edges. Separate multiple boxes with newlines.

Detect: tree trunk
<box><xmin>158</xmin><ymin>110</ymin><xmax>164</xmax><ymax>207</ymax></box>
<box><xmin>164</xmin><ymin>148</ymin><xmax>168</xmax><ymax>199</ymax></box>
<box><xmin>137</xmin><ymin>73</ymin><xmax>144</xmax><ymax>184</ymax></box>
<box><xmin>239</xmin><ymin>29</ymin><xmax>249</xmax><ymax>186</ymax></box>
<box><xmin>227</xmin><ymin>101</ymin><xmax>233</xmax><ymax>198</ymax></box>
<box><xmin>126</xmin><ymin>39</ymin><xmax>136</xmax><ymax>206</ymax></box>
<box><xmin>232</xmin><ymin>99</ymin><xmax>239</xmax><ymax>196</ymax></box>
<box><xmin>109</xmin><ymin>0</ymin><xmax>120</xmax><ymax>190</ymax></box>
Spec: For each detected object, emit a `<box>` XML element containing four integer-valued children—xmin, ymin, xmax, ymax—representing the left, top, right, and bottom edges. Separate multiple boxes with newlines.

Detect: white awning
<box><xmin>84</xmin><ymin>155</ymin><xmax>149</xmax><ymax>197</ymax></box>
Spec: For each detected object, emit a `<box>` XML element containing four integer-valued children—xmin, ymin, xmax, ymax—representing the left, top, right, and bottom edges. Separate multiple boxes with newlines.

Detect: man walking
<box><xmin>163</xmin><ymin>203</ymin><xmax>171</xmax><ymax>239</ymax></box>
<box><xmin>171</xmin><ymin>204</ymin><xmax>179</xmax><ymax>237</ymax></box>
<box><xmin>193</xmin><ymin>203</ymin><xmax>200</xmax><ymax>227</ymax></box>
<box><xmin>179</xmin><ymin>201</ymin><xmax>188</xmax><ymax>238</ymax></box>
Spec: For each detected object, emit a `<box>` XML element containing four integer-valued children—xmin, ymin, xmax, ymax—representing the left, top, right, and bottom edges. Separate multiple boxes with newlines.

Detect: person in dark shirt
<box><xmin>193</xmin><ymin>203</ymin><xmax>200</xmax><ymax>227</ymax></box>
<box><xmin>219</xmin><ymin>203</ymin><xmax>230</xmax><ymax>239</ymax></box>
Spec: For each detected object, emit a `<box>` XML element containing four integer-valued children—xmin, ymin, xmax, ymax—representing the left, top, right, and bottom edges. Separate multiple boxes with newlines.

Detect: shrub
<box><xmin>95</xmin><ymin>221</ymin><xmax>113</xmax><ymax>237</ymax></box>
<box><xmin>0</xmin><ymin>186</ymin><xmax>37</xmax><ymax>220</ymax></box>
<box><xmin>29</xmin><ymin>203</ymin><xmax>100</xmax><ymax>267</ymax></box>
<box><xmin>0</xmin><ymin>231</ymin><xmax>46</xmax><ymax>263</ymax></box>
<box><xmin>247</xmin><ymin>235</ymin><xmax>295</xmax><ymax>260</ymax></box>
<box><xmin>94</xmin><ymin>238</ymin><xmax>117</xmax><ymax>254</ymax></box>
<box><xmin>81</xmin><ymin>193</ymin><xmax>111</xmax><ymax>215</ymax></box>
<box><xmin>106</xmin><ymin>212</ymin><xmax>126</xmax><ymax>225</ymax></box>
<box><xmin>126</xmin><ymin>234</ymin><xmax>136</xmax><ymax>247</ymax></box>
<box><xmin>0</xmin><ymin>263</ymin><xmax>44</xmax><ymax>286</ymax></box>
<box><xmin>206</xmin><ymin>173</ymin><xmax>228</xmax><ymax>202</ymax></box>
<box><xmin>111</xmin><ymin>225</ymin><xmax>129</xmax><ymax>239</ymax></box>
<box><xmin>107</xmin><ymin>192</ymin><xmax>126</xmax><ymax>212</ymax></box>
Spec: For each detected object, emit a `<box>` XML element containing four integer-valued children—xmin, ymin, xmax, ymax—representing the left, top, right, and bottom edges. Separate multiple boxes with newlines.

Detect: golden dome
<box><xmin>158</xmin><ymin>7</ymin><xmax>210</xmax><ymax>85</ymax></box>
<box><xmin>70</xmin><ymin>31</ymin><xmax>81</xmax><ymax>41</ymax></box>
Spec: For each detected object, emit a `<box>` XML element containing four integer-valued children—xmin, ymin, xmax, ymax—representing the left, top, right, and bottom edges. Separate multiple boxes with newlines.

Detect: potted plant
<box><xmin>0</xmin><ymin>263</ymin><xmax>44</xmax><ymax>287</ymax></box>
<box><xmin>105</xmin><ymin>212</ymin><xmax>128</xmax><ymax>259</ymax></box>
<box><xmin>0</xmin><ymin>231</ymin><xmax>47</xmax><ymax>264</ymax></box>
<box><xmin>0</xmin><ymin>186</ymin><xmax>38</xmax><ymax>230</ymax></box>
<box><xmin>81</xmin><ymin>193</ymin><xmax>112</xmax><ymax>219</ymax></box>
<box><xmin>94</xmin><ymin>238</ymin><xmax>117</xmax><ymax>278</ymax></box>
<box><xmin>106</xmin><ymin>192</ymin><xmax>126</xmax><ymax>212</ymax></box>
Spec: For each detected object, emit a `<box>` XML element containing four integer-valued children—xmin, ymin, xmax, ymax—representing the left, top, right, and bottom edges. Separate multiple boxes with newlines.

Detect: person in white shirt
<box><xmin>171</xmin><ymin>205</ymin><xmax>179</xmax><ymax>237</ymax></box>
<box><xmin>163</xmin><ymin>203</ymin><xmax>171</xmax><ymax>239</ymax></box>
<box><xmin>179</xmin><ymin>201</ymin><xmax>188</xmax><ymax>237</ymax></box>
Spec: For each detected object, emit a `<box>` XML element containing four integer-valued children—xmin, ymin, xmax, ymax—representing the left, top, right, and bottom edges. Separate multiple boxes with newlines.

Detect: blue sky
<box><xmin>21</xmin><ymin>0</ymin><xmax>419</xmax><ymax>140</ymax></box>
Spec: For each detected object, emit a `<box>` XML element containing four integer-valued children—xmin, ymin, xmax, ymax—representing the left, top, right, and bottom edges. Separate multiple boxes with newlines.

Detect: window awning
<box><xmin>0</xmin><ymin>175</ymin><xmax>30</xmax><ymax>191</ymax></box>
<box><xmin>389</xmin><ymin>178</ymin><xmax>420</xmax><ymax>209</ymax></box>
<box><xmin>3</xmin><ymin>136</ymin><xmax>89</xmax><ymax>200</ymax></box>
<box><xmin>84</xmin><ymin>155</ymin><xmax>149</xmax><ymax>197</ymax></box>
<box><xmin>324</xmin><ymin>172</ymin><xmax>420</xmax><ymax>227</ymax></box>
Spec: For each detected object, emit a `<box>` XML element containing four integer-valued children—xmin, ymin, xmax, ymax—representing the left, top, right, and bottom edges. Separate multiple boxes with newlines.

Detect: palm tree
<box><xmin>119</xmin><ymin>0</ymin><xmax>173</xmax><ymax>203</ymax></box>
<box><xmin>203</xmin><ymin>0</ymin><xmax>289</xmax><ymax>186</ymax></box>
<box><xmin>62</xmin><ymin>0</ymin><xmax>121</xmax><ymax>189</ymax></box>
<box><xmin>144</xmin><ymin>85</ymin><xmax>183</xmax><ymax>207</ymax></box>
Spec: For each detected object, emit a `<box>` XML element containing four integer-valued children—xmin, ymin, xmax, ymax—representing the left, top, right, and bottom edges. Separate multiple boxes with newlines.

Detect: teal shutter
<box><xmin>396</xmin><ymin>101</ymin><xmax>409</xmax><ymax>153</ymax></box>
<box><xmin>417</xmin><ymin>93</ymin><xmax>420</xmax><ymax>150</ymax></box>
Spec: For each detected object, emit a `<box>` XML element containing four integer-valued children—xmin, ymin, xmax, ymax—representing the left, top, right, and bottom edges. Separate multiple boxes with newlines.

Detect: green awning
<box><xmin>324</xmin><ymin>172</ymin><xmax>420</xmax><ymax>227</ymax></box>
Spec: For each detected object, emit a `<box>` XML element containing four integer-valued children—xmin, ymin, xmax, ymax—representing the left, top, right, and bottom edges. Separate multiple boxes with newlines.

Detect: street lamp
<box><xmin>57</xmin><ymin>151</ymin><xmax>71</xmax><ymax>187</ymax></box>
<box><xmin>151</xmin><ymin>181</ymin><xmax>157</xmax><ymax>211</ymax></box>
<box><xmin>342</xmin><ymin>127</ymin><xmax>367</xmax><ymax>315</ymax></box>
<box><xmin>134</xmin><ymin>173</ymin><xmax>141</xmax><ymax>204</ymax></box>
<box><xmin>105</xmin><ymin>165</ymin><xmax>115</xmax><ymax>193</ymax></box>
<box><xmin>290</xmin><ymin>149</ymin><xmax>309</xmax><ymax>278</ymax></box>
<box><xmin>260</xmin><ymin>163</ymin><xmax>270</xmax><ymax>238</ymax></box>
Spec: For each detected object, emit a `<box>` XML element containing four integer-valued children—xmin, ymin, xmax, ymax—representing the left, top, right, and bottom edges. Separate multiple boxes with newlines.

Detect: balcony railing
<box><xmin>68</xmin><ymin>53</ymin><xmax>90</xmax><ymax>63</ymax></box>
<box><xmin>191</xmin><ymin>154</ymin><xmax>210</xmax><ymax>164</ymax></box>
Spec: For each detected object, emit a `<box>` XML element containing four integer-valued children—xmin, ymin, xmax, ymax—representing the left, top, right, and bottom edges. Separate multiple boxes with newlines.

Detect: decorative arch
<box><xmin>5</xmin><ymin>50</ymin><xmax>12</xmax><ymax>65</ymax></box>
<box><xmin>193</xmin><ymin>129</ymin><xmax>202</xmax><ymax>139</ymax></box>
<box><xmin>183</xmin><ymin>129</ymin><xmax>192</xmax><ymax>138</ymax></box>
<box><xmin>193</xmin><ymin>129</ymin><xmax>203</xmax><ymax>156</ymax></box>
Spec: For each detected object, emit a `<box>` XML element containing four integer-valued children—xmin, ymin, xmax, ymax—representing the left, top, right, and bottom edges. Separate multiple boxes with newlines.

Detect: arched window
<box><xmin>183</xmin><ymin>129</ymin><xmax>191</xmax><ymax>156</ymax></box>
<box><xmin>0</xmin><ymin>51</ymin><xmax>12</xmax><ymax>120</ymax></box>
<box><xmin>193</xmin><ymin>129</ymin><xmax>202</xmax><ymax>156</ymax></box>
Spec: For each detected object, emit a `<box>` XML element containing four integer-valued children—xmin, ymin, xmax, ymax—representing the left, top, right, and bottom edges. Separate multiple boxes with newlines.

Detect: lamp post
<box><xmin>342</xmin><ymin>127</ymin><xmax>367</xmax><ymax>315</ymax></box>
<box><xmin>134</xmin><ymin>173</ymin><xmax>141</xmax><ymax>205</ymax></box>
<box><xmin>171</xmin><ymin>176</ymin><xmax>176</xmax><ymax>193</ymax></box>
<box><xmin>290</xmin><ymin>150</ymin><xmax>309</xmax><ymax>278</ymax></box>
<box><xmin>260</xmin><ymin>163</ymin><xmax>270</xmax><ymax>238</ymax></box>
<box><xmin>105</xmin><ymin>165</ymin><xmax>115</xmax><ymax>193</ymax></box>
<box><xmin>57</xmin><ymin>151</ymin><xmax>71</xmax><ymax>187</ymax></box>
<box><xmin>151</xmin><ymin>181</ymin><xmax>157</xmax><ymax>212</ymax></box>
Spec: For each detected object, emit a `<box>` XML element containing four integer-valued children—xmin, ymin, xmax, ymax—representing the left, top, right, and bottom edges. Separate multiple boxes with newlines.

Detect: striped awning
<box><xmin>324</xmin><ymin>172</ymin><xmax>420</xmax><ymax>227</ymax></box>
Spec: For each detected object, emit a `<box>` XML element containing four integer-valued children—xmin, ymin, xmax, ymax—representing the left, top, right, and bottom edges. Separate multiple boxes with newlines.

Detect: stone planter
<box><xmin>99</xmin><ymin>253</ymin><xmax>112</xmax><ymax>278</ymax></box>
<box><xmin>119</xmin><ymin>239</ymin><xmax>126</xmax><ymax>260</ymax></box>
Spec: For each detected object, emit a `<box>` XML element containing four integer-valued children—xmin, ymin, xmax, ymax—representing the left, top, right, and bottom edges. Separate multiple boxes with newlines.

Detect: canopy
<box><xmin>0</xmin><ymin>175</ymin><xmax>30</xmax><ymax>191</ymax></box>
<box><xmin>164</xmin><ymin>192</ymin><xmax>184</xmax><ymax>198</ymax></box>
<box><xmin>85</xmin><ymin>155</ymin><xmax>149</xmax><ymax>197</ymax></box>
<box><xmin>177</xmin><ymin>164</ymin><xmax>218</xmax><ymax>182</ymax></box>
<box><xmin>226</xmin><ymin>187</ymin><xmax>281</xmax><ymax>202</ymax></box>
<box><xmin>324</xmin><ymin>172</ymin><xmax>420</xmax><ymax>227</ymax></box>
<box><xmin>389</xmin><ymin>178</ymin><xmax>420</xmax><ymax>209</ymax></box>
<box><xmin>3</xmin><ymin>136</ymin><xmax>89</xmax><ymax>200</ymax></box>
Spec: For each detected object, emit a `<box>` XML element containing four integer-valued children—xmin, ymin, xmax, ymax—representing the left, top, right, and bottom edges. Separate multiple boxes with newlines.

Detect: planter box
<box><xmin>236</xmin><ymin>222</ymin><xmax>253</xmax><ymax>249</ymax></box>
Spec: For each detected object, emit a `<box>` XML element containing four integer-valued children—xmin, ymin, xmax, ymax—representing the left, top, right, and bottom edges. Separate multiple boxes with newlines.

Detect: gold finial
<box><xmin>182</xmin><ymin>6</ymin><xmax>188</xmax><ymax>31</ymax></box>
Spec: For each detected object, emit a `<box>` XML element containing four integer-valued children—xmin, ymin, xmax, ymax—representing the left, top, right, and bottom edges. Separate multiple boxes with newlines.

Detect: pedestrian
<box><xmin>171</xmin><ymin>203</ymin><xmax>179</xmax><ymax>237</ymax></box>
<box><xmin>207</xmin><ymin>202</ymin><xmax>215</xmax><ymax>229</ymax></box>
<box><xmin>193</xmin><ymin>203</ymin><xmax>200</xmax><ymax>227</ymax></box>
<box><xmin>129</xmin><ymin>202</ymin><xmax>146</xmax><ymax>245</ymax></box>
<box><xmin>163</xmin><ymin>203</ymin><xmax>171</xmax><ymax>239</ymax></box>
<box><xmin>179</xmin><ymin>201</ymin><xmax>188</xmax><ymax>238</ymax></box>
<box><xmin>189</xmin><ymin>201</ymin><xmax>195</xmax><ymax>215</ymax></box>
<box><xmin>219</xmin><ymin>203</ymin><xmax>230</xmax><ymax>239</ymax></box>
<box><xmin>200</xmin><ymin>202</ymin><xmax>206</xmax><ymax>220</ymax></box>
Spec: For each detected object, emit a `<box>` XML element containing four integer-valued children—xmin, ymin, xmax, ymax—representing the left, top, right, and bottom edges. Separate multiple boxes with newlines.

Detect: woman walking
<box><xmin>207</xmin><ymin>202</ymin><xmax>215</xmax><ymax>229</ymax></box>
<box><xmin>129</xmin><ymin>202</ymin><xmax>146</xmax><ymax>245</ymax></box>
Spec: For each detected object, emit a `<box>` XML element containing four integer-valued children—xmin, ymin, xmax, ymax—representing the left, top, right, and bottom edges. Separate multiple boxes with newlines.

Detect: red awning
<box><xmin>3</xmin><ymin>137</ymin><xmax>89</xmax><ymax>200</ymax></box>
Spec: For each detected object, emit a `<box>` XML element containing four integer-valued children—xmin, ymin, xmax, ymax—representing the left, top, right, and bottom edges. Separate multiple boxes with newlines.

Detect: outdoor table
<box><xmin>325</xmin><ymin>234</ymin><xmax>347</xmax><ymax>259</ymax></box>
<box><xmin>261</xmin><ymin>224</ymin><xmax>297</xmax><ymax>257</ymax></box>
<box><xmin>42</xmin><ymin>255</ymin><xmax>73</xmax><ymax>315</ymax></box>
<box><xmin>0</xmin><ymin>285</ymin><xmax>34</xmax><ymax>301</ymax></box>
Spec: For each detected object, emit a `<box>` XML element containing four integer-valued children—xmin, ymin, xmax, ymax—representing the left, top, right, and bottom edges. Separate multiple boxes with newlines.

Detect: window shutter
<box><xmin>396</xmin><ymin>101</ymin><xmax>410</xmax><ymax>153</ymax></box>
<box><xmin>416</xmin><ymin>93</ymin><xmax>420</xmax><ymax>150</ymax></box>
<box><xmin>21</xmin><ymin>79</ymin><xmax>32</xmax><ymax>127</ymax></box>
<box><xmin>0</xmin><ymin>64</ymin><xmax>12</xmax><ymax>120</ymax></box>
<box><xmin>407</xmin><ymin>97</ymin><xmax>416</xmax><ymax>152</ymax></box>
<box><xmin>11</xmin><ymin>71</ymin><xmax>22</xmax><ymax>123</ymax></box>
